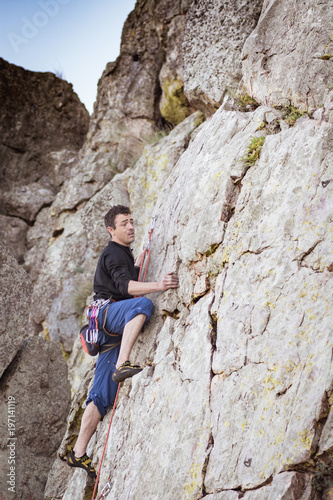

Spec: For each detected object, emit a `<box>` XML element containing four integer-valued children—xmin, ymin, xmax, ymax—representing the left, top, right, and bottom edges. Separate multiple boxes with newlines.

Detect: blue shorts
<box><xmin>86</xmin><ymin>297</ymin><xmax>154</xmax><ymax>417</ymax></box>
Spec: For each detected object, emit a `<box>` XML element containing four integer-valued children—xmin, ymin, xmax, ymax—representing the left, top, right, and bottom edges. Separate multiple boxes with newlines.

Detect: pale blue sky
<box><xmin>0</xmin><ymin>0</ymin><xmax>137</xmax><ymax>113</ymax></box>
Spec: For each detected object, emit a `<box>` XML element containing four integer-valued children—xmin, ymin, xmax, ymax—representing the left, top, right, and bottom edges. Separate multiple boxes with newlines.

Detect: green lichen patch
<box><xmin>278</xmin><ymin>105</ymin><xmax>309</xmax><ymax>126</ymax></box>
<box><xmin>256</xmin><ymin>121</ymin><xmax>266</xmax><ymax>131</ymax></box>
<box><xmin>162</xmin><ymin>309</ymin><xmax>180</xmax><ymax>320</ymax></box>
<box><xmin>241</xmin><ymin>136</ymin><xmax>266</xmax><ymax>166</ymax></box>
<box><xmin>203</xmin><ymin>243</ymin><xmax>220</xmax><ymax>258</ymax></box>
<box><xmin>67</xmin><ymin>401</ymin><xmax>86</xmax><ymax>435</ymax></box>
<box><xmin>193</xmin><ymin>112</ymin><xmax>205</xmax><ymax>128</ymax></box>
<box><xmin>229</xmin><ymin>88</ymin><xmax>260</xmax><ymax>111</ymax></box>
<box><xmin>73</xmin><ymin>281</ymin><xmax>92</xmax><ymax>316</ymax></box>
<box><xmin>60</xmin><ymin>341</ymin><xmax>71</xmax><ymax>362</ymax></box>
<box><xmin>312</xmin><ymin>453</ymin><xmax>333</xmax><ymax>496</ymax></box>
<box><xmin>160</xmin><ymin>78</ymin><xmax>191</xmax><ymax>126</ymax></box>
<box><xmin>41</xmin><ymin>322</ymin><xmax>51</xmax><ymax>341</ymax></box>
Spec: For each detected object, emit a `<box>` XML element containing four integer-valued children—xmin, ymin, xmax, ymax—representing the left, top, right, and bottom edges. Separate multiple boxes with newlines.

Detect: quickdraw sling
<box><xmin>80</xmin><ymin>298</ymin><xmax>121</xmax><ymax>356</ymax></box>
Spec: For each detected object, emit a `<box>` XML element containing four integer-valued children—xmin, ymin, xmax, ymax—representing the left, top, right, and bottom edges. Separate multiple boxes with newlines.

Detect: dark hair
<box><xmin>104</xmin><ymin>205</ymin><xmax>131</xmax><ymax>230</ymax></box>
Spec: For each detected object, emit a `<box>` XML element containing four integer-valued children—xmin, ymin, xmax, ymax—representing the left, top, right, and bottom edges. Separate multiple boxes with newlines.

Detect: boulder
<box><xmin>0</xmin><ymin>242</ymin><xmax>70</xmax><ymax>499</ymax></box>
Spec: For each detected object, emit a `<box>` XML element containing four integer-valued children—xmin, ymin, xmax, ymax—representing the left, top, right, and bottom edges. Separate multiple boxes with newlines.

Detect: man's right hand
<box><xmin>159</xmin><ymin>272</ymin><xmax>179</xmax><ymax>291</ymax></box>
<box><xmin>128</xmin><ymin>272</ymin><xmax>179</xmax><ymax>296</ymax></box>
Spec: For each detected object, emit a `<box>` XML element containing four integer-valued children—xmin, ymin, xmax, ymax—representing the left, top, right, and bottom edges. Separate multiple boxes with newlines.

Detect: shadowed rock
<box><xmin>0</xmin><ymin>57</ymin><xmax>89</xmax><ymax>222</ymax></box>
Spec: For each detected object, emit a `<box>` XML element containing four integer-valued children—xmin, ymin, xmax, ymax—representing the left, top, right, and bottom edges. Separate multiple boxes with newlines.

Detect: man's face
<box><xmin>108</xmin><ymin>213</ymin><xmax>135</xmax><ymax>246</ymax></box>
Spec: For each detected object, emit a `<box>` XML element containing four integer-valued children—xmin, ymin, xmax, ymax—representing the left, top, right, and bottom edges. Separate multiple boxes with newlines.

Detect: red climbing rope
<box><xmin>138</xmin><ymin>216</ymin><xmax>157</xmax><ymax>283</ymax></box>
<box><xmin>91</xmin><ymin>383</ymin><xmax>121</xmax><ymax>500</ymax></box>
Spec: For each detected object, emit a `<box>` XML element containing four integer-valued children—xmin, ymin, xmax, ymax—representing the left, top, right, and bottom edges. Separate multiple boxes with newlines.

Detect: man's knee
<box><xmin>140</xmin><ymin>297</ymin><xmax>154</xmax><ymax>315</ymax></box>
<box><xmin>126</xmin><ymin>297</ymin><xmax>154</xmax><ymax>325</ymax></box>
<box><xmin>138</xmin><ymin>297</ymin><xmax>154</xmax><ymax>322</ymax></box>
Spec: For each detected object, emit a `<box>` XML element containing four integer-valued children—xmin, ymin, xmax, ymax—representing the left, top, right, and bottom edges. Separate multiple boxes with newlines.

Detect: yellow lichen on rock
<box><xmin>182</xmin><ymin>462</ymin><xmax>200</xmax><ymax>499</ymax></box>
<box><xmin>160</xmin><ymin>78</ymin><xmax>191</xmax><ymax>126</ymax></box>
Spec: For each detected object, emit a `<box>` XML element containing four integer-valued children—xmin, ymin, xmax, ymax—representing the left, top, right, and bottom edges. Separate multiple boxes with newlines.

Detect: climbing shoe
<box><xmin>112</xmin><ymin>360</ymin><xmax>143</xmax><ymax>383</ymax></box>
<box><xmin>67</xmin><ymin>450</ymin><xmax>97</xmax><ymax>479</ymax></box>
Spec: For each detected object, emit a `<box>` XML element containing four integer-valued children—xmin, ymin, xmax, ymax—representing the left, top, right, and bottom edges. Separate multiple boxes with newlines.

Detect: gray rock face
<box><xmin>27</xmin><ymin>113</ymin><xmax>202</xmax><ymax>350</ymax></box>
<box><xmin>242</xmin><ymin>471</ymin><xmax>317</xmax><ymax>499</ymax></box>
<box><xmin>242</xmin><ymin>0</ymin><xmax>333</xmax><ymax>117</ymax></box>
<box><xmin>4</xmin><ymin>0</ymin><xmax>333</xmax><ymax>498</ymax></box>
<box><xmin>0</xmin><ymin>242</ymin><xmax>70</xmax><ymax>499</ymax></box>
<box><xmin>50</xmin><ymin>105</ymin><xmax>332</xmax><ymax>499</ymax></box>
<box><xmin>0</xmin><ymin>241</ymin><xmax>32</xmax><ymax>377</ymax></box>
<box><xmin>45</xmin><ymin>0</ymin><xmax>195</xmax><ymax>223</ymax></box>
<box><xmin>147</xmin><ymin>109</ymin><xmax>332</xmax><ymax>498</ymax></box>
<box><xmin>183</xmin><ymin>0</ymin><xmax>264</xmax><ymax>115</ymax></box>
<box><xmin>0</xmin><ymin>337</ymin><xmax>71</xmax><ymax>500</ymax></box>
<box><xmin>159</xmin><ymin>15</ymin><xmax>195</xmax><ymax>126</ymax></box>
<box><xmin>86</xmin><ymin>0</ymin><xmax>193</xmax><ymax>175</ymax></box>
<box><xmin>101</xmin><ymin>296</ymin><xmax>213</xmax><ymax>500</ymax></box>
<box><xmin>0</xmin><ymin>58</ymin><xmax>89</xmax><ymax>223</ymax></box>
<box><xmin>0</xmin><ymin>215</ymin><xmax>29</xmax><ymax>263</ymax></box>
<box><xmin>2</xmin><ymin>182</ymin><xmax>56</xmax><ymax>222</ymax></box>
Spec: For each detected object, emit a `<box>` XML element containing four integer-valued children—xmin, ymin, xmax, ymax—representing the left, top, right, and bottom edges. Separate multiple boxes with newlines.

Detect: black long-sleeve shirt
<box><xmin>93</xmin><ymin>241</ymin><xmax>139</xmax><ymax>301</ymax></box>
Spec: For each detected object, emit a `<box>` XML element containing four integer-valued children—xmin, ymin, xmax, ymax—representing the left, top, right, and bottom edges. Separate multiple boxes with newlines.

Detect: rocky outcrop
<box><xmin>50</xmin><ymin>0</ymin><xmax>194</xmax><ymax>222</ymax></box>
<box><xmin>183</xmin><ymin>0</ymin><xmax>264</xmax><ymax>115</ymax></box>
<box><xmin>0</xmin><ymin>58</ymin><xmax>89</xmax><ymax>224</ymax></box>
<box><xmin>242</xmin><ymin>0</ymin><xmax>333</xmax><ymax>118</ymax></box>
<box><xmin>0</xmin><ymin>242</ymin><xmax>70</xmax><ymax>500</ymax></box>
<box><xmin>0</xmin><ymin>337</ymin><xmax>71</xmax><ymax>500</ymax></box>
<box><xmin>0</xmin><ymin>241</ymin><xmax>32</xmax><ymax>377</ymax></box>
<box><xmin>45</xmin><ymin>0</ymin><xmax>333</xmax><ymax>489</ymax></box>
<box><xmin>0</xmin><ymin>57</ymin><xmax>89</xmax><ymax>275</ymax></box>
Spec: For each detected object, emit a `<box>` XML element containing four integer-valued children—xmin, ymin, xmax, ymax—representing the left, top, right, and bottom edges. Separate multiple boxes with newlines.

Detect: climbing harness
<box><xmin>91</xmin><ymin>217</ymin><xmax>157</xmax><ymax>499</ymax></box>
<box><xmin>138</xmin><ymin>215</ymin><xmax>157</xmax><ymax>282</ymax></box>
<box><xmin>81</xmin><ymin>299</ymin><xmax>121</xmax><ymax>356</ymax></box>
<box><xmin>91</xmin><ymin>384</ymin><xmax>121</xmax><ymax>500</ymax></box>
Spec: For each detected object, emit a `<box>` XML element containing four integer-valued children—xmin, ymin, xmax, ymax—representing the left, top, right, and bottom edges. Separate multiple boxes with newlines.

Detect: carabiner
<box><xmin>96</xmin><ymin>481</ymin><xmax>112</xmax><ymax>499</ymax></box>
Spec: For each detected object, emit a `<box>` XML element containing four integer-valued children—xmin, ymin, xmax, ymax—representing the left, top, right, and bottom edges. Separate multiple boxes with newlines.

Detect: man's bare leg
<box><xmin>116</xmin><ymin>313</ymin><xmax>146</xmax><ymax>368</ymax></box>
<box><xmin>73</xmin><ymin>401</ymin><xmax>101</xmax><ymax>457</ymax></box>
